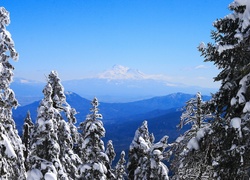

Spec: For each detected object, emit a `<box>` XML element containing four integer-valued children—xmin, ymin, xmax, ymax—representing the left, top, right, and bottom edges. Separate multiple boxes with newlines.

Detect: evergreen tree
<box><xmin>106</xmin><ymin>140</ymin><xmax>116</xmax><ymax>166</ymax></box>
<box><xmin>22</xmin><ymin>111</ymin><xmax>34</xmax><ymax>169</ymax></box>
<box><xmin>149</xmin><ymin>136</ymin><xmax>169</xmax><ymax>180</ymax></box>
<box><xmin>78</xmin><ymin>97</ymin><xmax>112</xmax><ymax>179</ymax></box>
<box><xmin>0</xmin><ymin>7</ymin><xmax>26</xmax><ymax>179</ymax></box>
<box><xmin>199</xmin><ymin>1</ymin><xmax>250</xmax><ymax>178</ymax></box>
<box><xmin>27</xmin><ymin>71</ymin><xmax>81</xmax><ymax>179</ymax></box>
<box><xmin>47</xmin><ymin>71</ymin><xmax>82</xmax><ymax>179</ymax></box>
<box><xmin>114</xmin><ymin>151</ymin><xmax>126</xmax><ymax>180</ymax></box>
<box><xmin>134</xmin><ymin>136</ymin><xmax>169</xmax><ymax>180</ymax></box>
<box><xmin>27</xmin><ymin>83</ymin><xmax>66</xmax><ymax>179</ymax></box>
<box><xmin>128</xmin><ymin>121</ymin><xmax>169</xmax><ymax>180</ymax></box>
<box><xmin>127</xmin><ymin>121</ymin><xmax>153</xmax><ymax>179</ymax></box>
<box><xmin>171</xmin><ymin>92</ymin><xmax>213</xmax><ymax>179</ymax></box>
<box><xmin>105</xmin><ymin>140</ymin><xmax>116</xmax><ymax>179</ymax></box>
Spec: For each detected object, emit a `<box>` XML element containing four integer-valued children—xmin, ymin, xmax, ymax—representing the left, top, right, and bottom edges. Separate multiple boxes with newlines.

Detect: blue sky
<box><xmin>2</xmin><ymin>0</ymin><xmax>231</xmax><ymax>88</ymax></box>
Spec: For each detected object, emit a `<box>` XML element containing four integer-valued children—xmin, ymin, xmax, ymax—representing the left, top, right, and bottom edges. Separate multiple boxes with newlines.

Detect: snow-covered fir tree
<box><xmin>148</xmin><ymin>136</ymin><xmax>169</xmax><ymax>180</ymax></box>
<box><xmin>134</xmin><ymin>135</ymin><xmax>170</xmax><ymax>180</ymax></box>
<box><xmin>27</xmin><ymin>71</ymin><xmax>81</xmax><ymax>179</ymax></box>
<box><xmin>47</xmin><ymin>71</ymin><xmax>82</xmax><ymax>179</ymax></box>
<box><xmin>198</xmin><ymin>0</ymin><xmax>250</xmax><ymax>178</ymax></box>
<box><xmin>106</xmin><ymin>140</ymin><xmax>116</xmax><ymax>167</ymax></box>
<box><xmin>105</xmin><ymin>140</ymin><xmax>116</xmax><ymax>179</ymax></box>
<box><xmin>127</xmin><ymin>121</ymin><xmax>153</xmax><ymax>179</ymax></box>
<box><xmin>22</xmin><ymin>111</ymin><xmax>34</xmax><ymax>169</ymax></box>
<box><xmin>128</xmin><ymin>121</ymin><xmax>169</xmax><ymax>180</ymax></box>
<box><xmin>114</xmin><ymin>151</ymin><xmax>126</xmax><ymax>180</ymax></box>
<box><xmin>170</xmin><ymin>92</ymin><xmax>213</xmax><ymax>179</ymax></box>
<box><xmin>0</xmin><ymin>7</ymin><xmax>26</xmax><ymax>179</ymax></box>
<box><xmin>27</xmin><ymin>83</ymin><xmax>66</xmax><ymax>179</ymax></box>
<box><xmin>78</xmin><ymin>97</ymin><xmax>114</xmax><ymax>179</ymax></box>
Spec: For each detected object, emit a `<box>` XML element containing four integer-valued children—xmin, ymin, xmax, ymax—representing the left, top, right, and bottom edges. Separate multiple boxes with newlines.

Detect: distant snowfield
<box><xmin>97</xmin><ymin>64</ymin><xmax>172</xmax><ymax>81</ymax></box>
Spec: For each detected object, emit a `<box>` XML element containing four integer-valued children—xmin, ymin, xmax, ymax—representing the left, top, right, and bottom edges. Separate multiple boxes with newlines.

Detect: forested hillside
<box><xmin>1</xmin><ymin>0</ymin><xmax>250</xmax><ymax>179</ymax></box>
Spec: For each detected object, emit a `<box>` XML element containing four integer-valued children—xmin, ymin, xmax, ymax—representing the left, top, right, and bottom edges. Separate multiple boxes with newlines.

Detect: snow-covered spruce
<box><xmin>127</xmin><ymin>121</ymin><xmax>153</xmax><ymax>179</ymax></box>
<box><xmin>27</xmin><ymin>71</ymin><xmax>81</xmax><ymax>179</ymax></box>
<box><xmin>0</xmin><ymin>7</ymin><xmax>26</xmax><ymax>179</ymax></box>
<box><xmin>114</xmin><ymin>151</ymin><xmax>126</xmax><ymax>180</ymax></box>
<box><xmin>22</xmin><ymin>111</ymin><xmax>34</xmax><ymax>169</ymax></box>
<box><xmin>78</xmin><ymin>97</ymin><xmax>115</xmax><ymax>179</ymax></box>
<box><xmin>128</xmin><ymin>121</ymin><xmax>170</xmax><ymax>180</ymax></box>
<box><xmin>199</xmin><ymin>0</ymin><xmax>250</xmax><ymax>178</ymax></box>
<box><xmin>170</xmin><ymin>92</ymin><xmax>213</xmax><ymax>179</ymax></box>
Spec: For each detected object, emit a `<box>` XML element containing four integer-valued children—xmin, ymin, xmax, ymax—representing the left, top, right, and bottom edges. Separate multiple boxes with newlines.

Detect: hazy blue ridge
<box><xmin>13</xmin><ymin>92</ymin><xmax>209</xmax><ymax>160</ymax></box>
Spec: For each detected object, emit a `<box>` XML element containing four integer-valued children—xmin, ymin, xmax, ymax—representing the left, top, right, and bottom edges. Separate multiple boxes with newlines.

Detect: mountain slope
<box><xmin>13</xmin><ymin>92</ymin><xmax>208</xmax><ymax>162</ymax></box>
<box><xmin>13</xmin><ymin>92</ymin><xmax>206</xmax><ymax>134</ymax></box>
<box><xmin>97</xmin><ymin>64</ymin><xmax>147</xmax><ymax>80</ymax></box>
<box><xmin>104</xmin><ymin>109</ymin><xmax>185</xmax><ymax>154</ymax></box>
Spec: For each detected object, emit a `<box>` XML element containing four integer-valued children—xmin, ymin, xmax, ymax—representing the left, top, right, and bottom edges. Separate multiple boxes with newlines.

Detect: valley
<box><xmin>13</xmin><ymin>92</ymin><xmax>210</xmax><ymax>160</ymax></box>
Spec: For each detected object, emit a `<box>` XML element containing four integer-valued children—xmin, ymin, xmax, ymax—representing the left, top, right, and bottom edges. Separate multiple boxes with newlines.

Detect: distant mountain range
<box><xmin>11</xmin><ymin>65</ymin><xmax>217</xmax><ymax>105</ymax></box>
<box><xmin>13</xmin><ymin>92</ymin><xmax>210</xmax><ymax>127</ymax></box>
<box><xmin>97</xmin><ymin>64</ymin><xmax>147</xmax><ymax>80</ymax></box>
<box><xmin>10</xmin><ymin>65</ymin><xmax>215</xmax><ymax>163</ymax></box>
<box><xmin>13</xmin><ymin>92</ymin><xmax>211</xmax><ymax>156</ymax></box>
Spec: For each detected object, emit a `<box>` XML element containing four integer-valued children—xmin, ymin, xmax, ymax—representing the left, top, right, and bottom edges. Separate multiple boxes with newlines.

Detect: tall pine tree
<box><xmin>199</xmin><ymin>0</ymin><xmax>250</xmax><ymax>178</ymax></box>
<box><xmin>47</xmin><ymin>71</ymin><xmax>82</xmax><ymax>179</ymax></box>
<box><xmin>27</xmin><ymin>71</ymin><xmax>81</xmax><ymax>179</ymax></box>
<box><xmin>171</xmin><ymin>92</ymin><xmax>213</xmax><ymax>179</ymax></box>
<box><xmin>128</xmin><ymin>121</ymin><xmax>169</xmax><ymax>180</ymax></box>
<box><xmin>127</xmin><ymin>121</ymin><xmax>153</xmax><ymax>179</ymax></box>
<box><xmin>78</xmin><ymin>97</ymin><xmax>113</xmax><ymax>179</ymax></box>
<box><xmin>114</xmin><ymin>151</ymin><xmax>126</xmax><ymax>180</ymax></box>
<box><xmin>0</xmin><ymin>7</ymin><xmax>26</xmax><ymax>179</ymax></box>
<box><xmin>22</xmin><ymin>111</ymin><xmax>34</xmax><ymax>170</ymax></box>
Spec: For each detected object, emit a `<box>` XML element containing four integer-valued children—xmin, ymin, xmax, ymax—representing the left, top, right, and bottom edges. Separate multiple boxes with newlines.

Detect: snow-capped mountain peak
<box><xmin>98</xmin><ymin>65</ymin><xmax>147</xmax><ymax>80</ymax></box>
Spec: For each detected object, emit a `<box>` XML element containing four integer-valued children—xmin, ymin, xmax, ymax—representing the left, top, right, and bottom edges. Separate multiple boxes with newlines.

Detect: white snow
<box><xmin>139</xmin><ymin>136</ymin><xmax>150</xmax><ymax>150</ymax></box>
<box><xmin>41</xmin><ymin>162</ymin><xmax>47</xmax><ymax>170</ymax></box>
<box><xmin>96</xmin><ymin>64</ymin><xmax>173</xmax><ymax>82</ymax></box>
<box><xmin>231</xmin><ymin>97</ymin><xmax>237</xmax><ymax>106</ymax></box>
<box><xmin>217</xmin><ymin>44</ymin><xmax>235</xmax><ymax>54</ymax></box>
<box><xmin>237</xmin><ymin>75</ymin><xmax>248</xmax><ymax>104</ymax></box>
<box><xmin>196</xmin><ymin>128</ymin><xmax>206</xmax><ymax>141</ymax></box>
<box><xmin>153</xmin><ymin>149</ymin><xmax>162</xmax><ymax>155</ymax></box>
<box><xmin>150</xmin><ymin>158</ymin><xmax>157</xmax><ymax>169</ymax></box>
<box><xmin>230</xmin><ymin>117</ymin><xmax>242</xmax><ymax>137</ymax></box>
<box><xmin>230</xmin><ymin>117</ymin><xmax>241</xmax><ymax>129</ymax></box>
<box><xmin>230</xmin><ymin>144</ymin><xmax>237</xmax><ymax>150</ymax></box>
<box><xmin>187</xmin><ymin>137</ymin><xmax>199</xmax><ymax>150</ymax></box>
<box><xmin>243</xmin><ymin>101</ymin><xmax>250</xmax><ymax>113</ymax></box>
<box><xmin>234</xmin><ymin>31</ymin><xmax>243</xmax><ymax>41</ymax></box>
<box><xmin>98</xmin><ymin>65</ymin><xmax>147</xmax><ymax>80</ymax></box>
<box><xmin>232</xmin><ymin>74</ymin><xmax>250</xmax><ymax>106</ymax></box>
<box><xmin>79</xmin><ymin>164</ymin><xmax>91</xmax><ymax>174</ymax></box>
<box><xmin>0</xmin><ymin>134</ymin><xmax>17</xmax><ymax>158</ymax></box>
<box><xmin>27</xmin><ymin>169</ymin><xmax>43</xmax><ymax>180</ymax></box>
<box><xmin>175</xmin><ymin>136</ymin><xmax>184</xmax><ymax>143</ymax></box>
<box><xmin>198</xmin><ymin>42</ymin><xmax>205</xmax><ymax>50</ymax></box>
<box><xmin>93</xmin><ymin>162</ymin><xmax>107</xmax><ymax>174</ymax></box>
<box><xmin>0</xmin><ymin>63</ymin><xmax>3</xmax><ymax>72</ymax></box>
<box><xmin>235</xmin><ymin>0</ymin><xmax>250</xmax><ymax>31</ymax></box>
<box><xmin>44</xmin><ymin>172</ymin><xmax>57</xmax><ymax>180</ymax></box>
<box><xmin>240</xmin><ymin>155</ymin><xmax>244</xmax><ymax>164</ymax></box>
<box><xmin>212</xmin><ymin>161</ymin><xmax>219</xmax><ymax>166</ymax></box>
<box><xmin>216</xmin><ymin>0</ymin><xmax>250</xmax><ymax>54</ymax></box>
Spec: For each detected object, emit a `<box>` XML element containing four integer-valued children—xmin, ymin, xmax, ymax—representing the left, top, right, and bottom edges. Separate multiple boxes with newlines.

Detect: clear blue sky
<box><xmin>1</xmin><ymin>0</ymin><xmax>231</xmax><ymax>88</ymax></box>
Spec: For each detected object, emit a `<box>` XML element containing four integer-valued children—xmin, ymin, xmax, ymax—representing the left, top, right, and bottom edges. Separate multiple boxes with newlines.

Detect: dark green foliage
<box><xmin>22</xmin><ymin>111</ymin><xmax>34</xmax><ymax>170</ymax></box>
<box><xmin>198</xmin><ymin>1</ymin><xmax>250</xmax><ymax>179</ymax></box>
